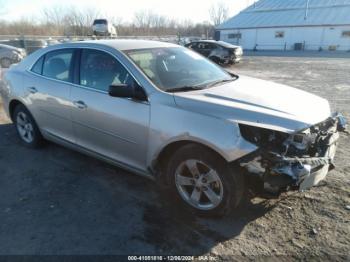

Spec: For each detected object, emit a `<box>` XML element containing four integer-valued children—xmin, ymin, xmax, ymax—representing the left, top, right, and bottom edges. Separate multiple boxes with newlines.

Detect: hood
<box><xmin>173</xmin><ymin>75</ymin><xmax>331</xmax><ymax>133</ymax></box>
<box><xmin>0</xmin><ymin>44</ymin><xmax>21</xmax><ymax>52</ymax></box>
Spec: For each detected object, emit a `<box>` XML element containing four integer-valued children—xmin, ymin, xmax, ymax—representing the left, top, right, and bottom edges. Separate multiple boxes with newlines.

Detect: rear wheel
<box><xmin>166</xmin><ymin>144</ymin><xmax>244</xmax><ymax>217</ymax></box>
<box><xmin>13</xmin><ymin>104</ymin><xmax>43</xmax><ymax>148</ymax></box>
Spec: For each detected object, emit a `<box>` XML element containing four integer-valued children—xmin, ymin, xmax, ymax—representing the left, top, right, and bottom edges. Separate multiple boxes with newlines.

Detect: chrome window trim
<box><xmin>26</xmin><ymin>46</ymin><xmax>150</xmax><ymax>104</ymax></box>
<box><xmin>30</xmin><ymin>48</ymin><xmax>76</xmax><ymax>83</ymax></box>
<box><xmin>26</xmin><ymin>70</ymin><xmax>150</xmax><ymax>105</ymax></box>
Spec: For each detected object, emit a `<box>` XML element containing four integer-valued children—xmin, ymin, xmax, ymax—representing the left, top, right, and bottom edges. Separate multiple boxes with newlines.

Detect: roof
<box><xmin>68</xmin><ymin>39</ymin><xmax>178</xmax><ymax>51</ymax></box>
<box><xmin>217</xmin><ymin>0</ymin><xmax>350</xmax><ymax>30</ymax></box>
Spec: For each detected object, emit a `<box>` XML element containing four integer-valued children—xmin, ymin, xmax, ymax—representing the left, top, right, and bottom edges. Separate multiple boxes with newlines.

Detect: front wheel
<box><xmin>1</xmin><ymin>58</ymin><xmax>12</xmax><ymax>68</ymax></box>
<box><xmin>166</xmin><ymin>144</ymin><xmax>244</xmax><ymax>217</ymax></box>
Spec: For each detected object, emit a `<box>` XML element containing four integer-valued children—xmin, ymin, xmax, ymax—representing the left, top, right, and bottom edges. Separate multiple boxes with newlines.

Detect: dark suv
<box><xmin>185</xmin><ymin>40</ymin><xmax>243</xmax><ymax>65</ymax></box>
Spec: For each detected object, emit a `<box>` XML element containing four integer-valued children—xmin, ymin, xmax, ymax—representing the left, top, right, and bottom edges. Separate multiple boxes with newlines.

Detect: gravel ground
<box><xmin>0</xmin><ymin>56</ymin><xmax>349</xmax><ymax>260</ymax></box>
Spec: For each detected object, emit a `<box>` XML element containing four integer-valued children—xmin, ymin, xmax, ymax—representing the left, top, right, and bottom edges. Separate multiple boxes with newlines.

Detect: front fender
<box><xmin>146</xmin><ymin>95</ymin><xmax>257</xmax><ymax>168</ymax></box>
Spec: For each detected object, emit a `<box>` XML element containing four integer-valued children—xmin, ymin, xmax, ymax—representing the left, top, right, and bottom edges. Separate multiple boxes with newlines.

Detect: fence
<box><xmin>0</xmin><ymin>34</ymin><xmax>180</xmax><ymax>54</ymax></box>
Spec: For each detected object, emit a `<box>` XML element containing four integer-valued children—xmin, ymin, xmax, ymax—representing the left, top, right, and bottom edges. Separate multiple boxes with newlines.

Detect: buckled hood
<box><xmin>173</xmin><ymin>75</ymin><xmax>331</xmax><ymax>133</ymax></box>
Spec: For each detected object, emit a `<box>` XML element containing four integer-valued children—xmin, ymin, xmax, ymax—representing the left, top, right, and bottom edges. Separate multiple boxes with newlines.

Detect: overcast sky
<box><xmin>0</xmin><ymin>0</ymin><xmax>255</xmax><ymax>23</ymax></box>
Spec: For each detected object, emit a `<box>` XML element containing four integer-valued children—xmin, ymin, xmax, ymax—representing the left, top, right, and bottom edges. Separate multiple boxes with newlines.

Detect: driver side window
<box><xmin>80</xmin><ymin>49</ymin><xmax>132</xmax><ymax>92</ymax></box>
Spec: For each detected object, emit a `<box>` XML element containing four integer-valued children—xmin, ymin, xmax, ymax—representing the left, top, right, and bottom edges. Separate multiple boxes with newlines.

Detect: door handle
<box><xmin>73</xmin><ymin>100</ymin><xmax>87</xmax><ymax>109</ymax></box>
<box><xmin>28</xmin><ymin>86</ymin><xmax>38</xmax><ymax>94</ymax></box>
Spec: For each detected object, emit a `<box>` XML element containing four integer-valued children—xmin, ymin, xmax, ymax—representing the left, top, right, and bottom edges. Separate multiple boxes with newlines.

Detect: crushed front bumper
<box><xmin>242</xmin><ymin>113</ymin><xmax>347</xmax><ymax>193</ymax></box>
<box><xmin>266</xmin><ymin>132</ymin><xmax>338</xmax><ymax>191</ymax></box>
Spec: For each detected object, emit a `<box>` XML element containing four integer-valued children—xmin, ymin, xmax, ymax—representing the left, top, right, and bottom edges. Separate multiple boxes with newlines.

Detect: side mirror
<box><xmin>108</xmin><ymin>83</ymin><xmax>147</xmax><ymax>101</ymax></box>
<box><xmin>108</xmin><ymin>84</ymin><xmax>132</xmax><ymax>98</ymax></box>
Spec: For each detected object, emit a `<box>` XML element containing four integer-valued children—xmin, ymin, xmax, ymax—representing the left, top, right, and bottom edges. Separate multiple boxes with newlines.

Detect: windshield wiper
<box><xmin>165</xmin><ymin>86</ymin><xmax>204</xmax><ymax>93</ymax></box>
<box><xmin>165</xmin><ymin>75</ymin><xmax>239</xmax><ymax>93</ymax></box>
<box><xmin>205</xmin><ymin>77</ymin><xmax>238</xmax><ymax>88</ymax></box>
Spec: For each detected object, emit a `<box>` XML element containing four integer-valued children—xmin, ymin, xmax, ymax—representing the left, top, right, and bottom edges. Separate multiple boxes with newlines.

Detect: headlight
<box><xmin>11</xmin><ymin>51</ymin><xmax>20</xmax><ymax>58</ymax></box>
<box><xmin>234</xmin><ymin>48</ymin><xmax>242</xmax><ymax>55</ymax></box>
<box><xmin>238</xmin><ymin>124</ymin><xmax>289</xmax><ymax>147</ymax></box>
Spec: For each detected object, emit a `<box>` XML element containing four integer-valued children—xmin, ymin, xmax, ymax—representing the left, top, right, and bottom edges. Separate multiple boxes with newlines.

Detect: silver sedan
<box><xmin>0</xmin><ymin>40</ymin><xmax>346</xmax><ymax>216</ymax></box>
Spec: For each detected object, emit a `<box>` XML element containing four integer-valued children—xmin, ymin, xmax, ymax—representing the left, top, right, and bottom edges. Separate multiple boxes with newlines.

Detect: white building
<box><xmin>216</xmin><ymin>0</ymin><xmax>350</xmax><ymax>51</ymax></box>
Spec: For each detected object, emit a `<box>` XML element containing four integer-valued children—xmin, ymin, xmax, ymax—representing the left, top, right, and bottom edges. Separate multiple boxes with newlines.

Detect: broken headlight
<box><xmin>238</xmin><ymin>124</ymin><xmax>289</xmax><ymax>149</ymax></box>
<box><xmin>238</xmin><ymin>124</ymin><xmax>316</xmax><ymax>157</ymax></box>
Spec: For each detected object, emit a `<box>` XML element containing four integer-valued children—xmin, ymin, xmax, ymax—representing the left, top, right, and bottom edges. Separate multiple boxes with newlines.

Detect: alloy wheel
<box><xmin>175</xmin><ymin>159</ymin><xmax>224</xmax><ymax>210</ymax></box>
<box><xmin>16</xmin><ymin>111</ymin><xmax>34</xmax><ymax>143</ymax></box>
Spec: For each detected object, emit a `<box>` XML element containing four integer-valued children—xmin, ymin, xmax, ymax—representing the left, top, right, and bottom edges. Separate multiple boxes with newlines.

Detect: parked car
<box><xmin>185</xmin><ymin>40</ymin><xmax>243</xmax><ymax>64</ymax></box>
<box><xmin>0</xmin><ymin>43</ymin><xmax>26</xmax><ymax>68</ymax></box>
<box><xmin>0</xmin><ymin>39</ymin><xmax>47</xmax><ymax>54</ymax></box>
<box><xmin>25</xmin><ymin>40</ymin><xmax>48</xmax><ymax>54</ymax></box>
<box><xmin>1</xmin><ymin>40</ymin><xmax>346</xmax><ymax>216</ymax></box>
<box><xmin>92</xmin><ymin>19</ymin><xmax>117</xmax><ymax>37</ymax></box>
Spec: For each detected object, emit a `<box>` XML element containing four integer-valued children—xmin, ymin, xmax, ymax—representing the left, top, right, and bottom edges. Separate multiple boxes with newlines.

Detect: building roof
<box><xmin>217</xmin><ymin>0</ymin><xmax>350</xmax><ymax>30</ymax></box>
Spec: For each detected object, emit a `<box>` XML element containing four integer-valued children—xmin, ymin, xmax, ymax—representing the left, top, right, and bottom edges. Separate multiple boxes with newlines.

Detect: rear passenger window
<box><xmin>42</xmin><ymin>49</ymin><xmax>74</xmax><ymax>82</ymax></box>
<box><xmin>80</xmin><ymin>49</ymin><xmax>132</xmax><ymax>92</ymax></box>
<box><xmin>31</xmin><ymin>56</ymin><xmax>44</xmax><ymax>74</ymax></box>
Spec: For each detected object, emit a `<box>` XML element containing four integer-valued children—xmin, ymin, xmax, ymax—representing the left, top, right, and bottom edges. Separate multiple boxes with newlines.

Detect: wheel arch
<box><xmin>151</xmin><ymin>139</ymin><xmax>229</xmax><ymax>183</ymax></box>
<box><xmin>8</xmin><ymin>99</ymin><xmax>26</xmax><ymax>121</ymax></box>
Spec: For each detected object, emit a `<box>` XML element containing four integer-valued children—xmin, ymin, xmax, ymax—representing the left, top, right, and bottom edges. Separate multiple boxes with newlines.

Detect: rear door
<box><xmin>27</xmin><ymin>49</ymin><xmax>76</xmax><ymax>143</ymax></box>
<box><xmin>70</xmin><ymin>48</ymin><xmax>150</xmax><ymax>171</ymax></box>
<box><xmin>195</xmin><ymin>42</ymin><xmax>214</xmax><ymax>57</ymax></box>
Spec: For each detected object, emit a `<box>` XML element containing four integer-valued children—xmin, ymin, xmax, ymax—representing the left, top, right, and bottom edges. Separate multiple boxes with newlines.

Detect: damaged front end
<box><xmin>238</xmin><ymin>113</ymin><xmax>347</xmax><ymax>193</ymax></box>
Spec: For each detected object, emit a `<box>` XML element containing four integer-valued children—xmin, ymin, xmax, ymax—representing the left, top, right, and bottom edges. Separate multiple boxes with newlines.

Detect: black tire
<box><xmin>1</xmin><ymin>58</ymin><xmax>12</xmax><ymax>68</ymax></box>
<box><xmin>13</xmin><ymin>104</ymin><xmax>43</xmax><ymax>148</ymax></box>
<box><xmin>165</xmin><ymin>144</ymin><xmax>244</xmax><ymax>217</ymax></box>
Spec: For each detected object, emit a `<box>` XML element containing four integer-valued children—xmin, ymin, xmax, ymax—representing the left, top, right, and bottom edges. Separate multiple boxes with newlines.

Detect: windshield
<box><xmin>93</xmin><ymin>19</ymin><xmax>107</xmax><ymax>25</ymax></box>
<box><xmin>124</xmin><ymin>47</ymin><xmax>233</xmax><ymax>92</ymax></box>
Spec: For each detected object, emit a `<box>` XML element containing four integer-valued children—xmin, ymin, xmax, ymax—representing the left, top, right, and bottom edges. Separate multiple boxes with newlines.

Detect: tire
<box><xmin>13</xmin><ymin>104</ymin><xmax>43</xmax><ymax>148</ymax></box>
<box><xmin>165</xmin><ymin>144</ymin><xmax>244</xmax><ymax>217</ymax></box>
<box><xmin>1</xmin><ymin>58</ymin><xmax>12</xmax><ymax>68</ymax></box>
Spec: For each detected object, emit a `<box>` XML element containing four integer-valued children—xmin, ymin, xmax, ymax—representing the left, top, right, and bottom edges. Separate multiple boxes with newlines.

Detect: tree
<box><xmin>209</xmin><ymin>2</ymin><xmax>229</xmax><ymax>26</ymax></box>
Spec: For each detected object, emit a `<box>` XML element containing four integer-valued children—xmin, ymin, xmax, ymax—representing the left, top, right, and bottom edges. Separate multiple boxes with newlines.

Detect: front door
<box><xmin>71</xmin><ymin>48</ymin><xmax>150</xmax><ymax>171</ymax></box>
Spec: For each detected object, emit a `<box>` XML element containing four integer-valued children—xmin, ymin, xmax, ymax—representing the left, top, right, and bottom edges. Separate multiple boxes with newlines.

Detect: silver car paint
<box><xmin>173</xmin><ymin>75</ymin><xmax>331</xmax><ymax>133</ymax></box>
<box><xmin>0</xmin><ymin>40</ymin><xmax>333</xmax><ymax>179</ymax></box>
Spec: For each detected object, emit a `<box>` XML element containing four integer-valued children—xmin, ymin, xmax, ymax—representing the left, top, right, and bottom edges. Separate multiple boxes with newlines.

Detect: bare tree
<box><xmin>133</xmin><ymin>10</ymin><xmax>170</xmax><ymax>35</ymax></box>
<box><xmin>209</xmin><ymin>2</ymin><xmax>229</xmax><ymax>26</ymax></box>
<box><xmin>41</xmin><ymin>5</ymin><xmax>101</xmax><ymax>36</ymax></box>
<box><xmin>0</xmin><ymin>5</ymin><xmax>215</xmax><ymax>38</ymax></box>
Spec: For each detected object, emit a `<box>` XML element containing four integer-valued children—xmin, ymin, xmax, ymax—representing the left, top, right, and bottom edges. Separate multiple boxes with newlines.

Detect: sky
<box><xmin>0</xmin><ymin>0</ymin><xmax>255</xmax><ymax>23</ymax></box>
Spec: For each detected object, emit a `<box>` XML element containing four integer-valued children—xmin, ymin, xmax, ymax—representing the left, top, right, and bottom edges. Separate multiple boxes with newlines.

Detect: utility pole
<box><xmin>304</xmin><ymin>0</ymin><xmax>310</xmax><ymax>20</ymax></box>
